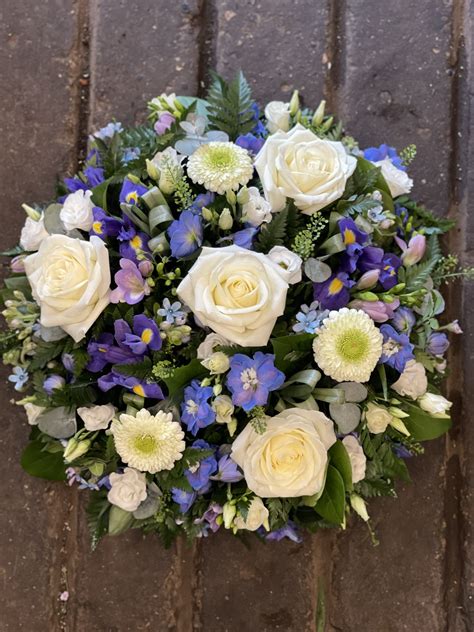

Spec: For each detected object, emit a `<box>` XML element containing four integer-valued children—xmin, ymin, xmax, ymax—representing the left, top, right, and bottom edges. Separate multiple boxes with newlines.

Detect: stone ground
<box><xmin>0</xmin><ymin>1</ymin><xmax>473</xmax><ymax>630</ymax></box>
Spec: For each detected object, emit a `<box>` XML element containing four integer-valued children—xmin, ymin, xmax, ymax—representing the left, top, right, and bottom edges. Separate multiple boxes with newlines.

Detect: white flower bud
<box><xmin>218</xmin><ymin>208</ymin><xmax>233</xmax><ymax>231</ymax></box>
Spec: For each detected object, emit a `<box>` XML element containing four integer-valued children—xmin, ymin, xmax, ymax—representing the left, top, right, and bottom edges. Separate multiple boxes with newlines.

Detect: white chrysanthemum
<box><xmin>111</xmin><ymin>409</ymin><xmax>185</xmax><ymax>473</ymax></box>
<box><xmin>313</xmin><ymin>308</ymin><xmax>383</xmax><ymax>383</ymax></box>
<box><xmin>187</xmin><ymin>141</ymin><xmax>253</xmax><ymax>194</ymax></box>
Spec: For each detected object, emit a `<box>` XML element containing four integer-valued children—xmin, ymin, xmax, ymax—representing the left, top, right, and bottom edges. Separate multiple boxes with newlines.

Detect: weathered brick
<box><xmin>88</xmin><ymin>0</ymin><xmax>203</xmax><ymax>129</ymax></box>
<box><xmin>214</xmin><ymin>0</ymin><xmax>330</xmax><ymax>106</ymax></box>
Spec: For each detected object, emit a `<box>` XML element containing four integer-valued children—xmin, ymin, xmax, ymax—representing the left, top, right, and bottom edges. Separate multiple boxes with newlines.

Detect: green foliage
<box><xmin>329</xmin><ymin>441</ymin><xmax>353</xmax><ymax>491</ymax></box>
<box><xmin>402</xmin><ymin>402</ymin><xmax>451</xmax><ymax>440</ymax></box>
<box><xmin>21</xmin><ymin>439</ymin><xmax>66</xmax><ymax>481</ymax></box>
<box><xmin>271</xmin><ymin>333</ymin><xmax>314</xmax><ymax>372</ymax></box>
<box><xmin>206</xmin><ymin>71</ymin><xmax>256</xmax><ymax>139</ymax></box>
<box><xmin>254</xmin><ymin>206</ymin><xmax>289</xmax><ymax>253</ymax></box>
<box><xmin>399</xmin><ymin>197</ymin><xmax>456</xmax><ymax>234</ymax></box>
<box><xmin>87</xmin><ymin>492</ymin><xmax>110</xmax><ymax>550</ymax></box>
<box><xmin>114</xmin><ymin>358</ymin><xmax>153</xmax><ymax>381</ymax></box>
<box><xmin>404</xmin><ymin>234</ymin><xmax>442</xmax><ymax>292</ymax></box>
<box><xmin>344</xmin><ymin>157</ymin><xmax>389</xmax><ymax>197</ymax></box>
<box><xmin>314</xmin><ymin>465</ymin><xmax>346</xmax><ymax>525</ymax></box>
<box><xmin>28</xmin><ymin>338</ymin><xmax>72</xmax><ymax>371</ymax></box>
<box><xmin>50</xmin><ymin>382</ymin><xmax>97</xmax><ymax>408</ymax></box>
<box><xmin>163</xmin><ymin>359</ymin><xmax>208</xmax><ymax>401</ymax></box>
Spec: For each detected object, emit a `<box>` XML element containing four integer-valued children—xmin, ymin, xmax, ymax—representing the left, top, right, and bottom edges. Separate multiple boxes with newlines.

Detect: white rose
<box><xmin>212</xmin><ymin>394</ymin><xmax>234</xmax><ymax>424</ymax></box>
<box><xmin>60</xmin><ymin>190</ymin><xmax>94</xmax><ymax>232</ymax></box>
<box><xmin>23</xmin><ymin>402</ymin><xmax>46</xmax><ymax>425</ymax></box>
<box><xmin>255</xmin><ymin>124</ymin><xmax>357</xmax><ymax>215</ymax></box>
<box><xmin>391</xmin><ymin>360</ymin><xmax>428</xmax><ymax>399</ymax></box>
<box><xmin>78</xmin><ymin>404</ymin><xmax>116</xmax><ymax>431</ymax></box>
<box><xmin>241</xmin><ymin>186</ymin><xmax>273</xmax><ymax>226</ymax></box>
<box><xmin>20</xmin><ymin>217</ymin><xmax>49</xmax><ymax>252</ymax></box>
<box><xmin>267</xmin><ymin>246</ymin><xmax>302</xmax><ymax>284</ymax></box>
<box><xmin>264</xmin><ymin>101</ymin><xmax>291</xmax><ymax>134</ymax></box>
<box><xmin>342</xmin><ymin>435</ymin><xmax>367</xmax><ymax>483</ymax></box>
<box><xmin>201</xmin><ymin>351</ymin><xmax>230</xmax><ymax>374</ymax></box>
<box><xmin>24</xmin><ymin>234</ymin><xmax>111</xmax><ymax>342</ymax></box>
<box><xmin>418</xmin><ymin>393</ymin><xmax>452</xmax><ymax>417</ymax></box>
<box><xmin>374</xmin><ymin>158</ymin><xmax>413</xmax><ymax>198</ymax></box>
<box><xmin>231</xmin><ymin>408</ymin><xmax>336</xmax><ymax>498</ymax></box>
<box><xmin>365</xmin><ymin>402</ymin><xmax>392</xmax><ymax>434</ymax></box>
<box><xmin>177</xmin><ymin>245</ymin><xmax>289</xmax><ymax>347</ymax></box>
<box><xmin>197</xmin><ymin>333</ymin><xmax>233</xmax><ymax>360</ymax></box>
<box><xmin>107</xmin><ymin>467</ymin><xmax>147</xmax><ymax>512</ymax></box>
<box><xmin>234</xmin><ymin>497</ymin><xmax>270</xmax><ymax>531</ymax></box>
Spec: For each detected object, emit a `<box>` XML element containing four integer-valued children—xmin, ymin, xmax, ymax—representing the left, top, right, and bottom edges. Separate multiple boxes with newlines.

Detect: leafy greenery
<box><xmin>254</xmin><ymin>206</ymin><xmax>289</xmax><ymax>253</ymax></box>
<box><xmin>21</xmin><ymin>440</ymin><xmax>67</xmax><ymax>481</ymax></box>
<box><xmin>314</xmin><ymin>465</ymin><xmax>346</xmax><ymax>525</ymax></box>
<box><xmin>206</xmin><ymin>71</ymin><xmax>256</xmax><ymax>139</ymax></box>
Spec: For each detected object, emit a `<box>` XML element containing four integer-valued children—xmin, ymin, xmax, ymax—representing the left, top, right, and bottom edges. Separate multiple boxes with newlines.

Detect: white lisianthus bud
<box><xmin>197</xmin><ymin>333</ymin><xmax>233</xmax><ymax>360</ymax></box>
<box><xmin>241</xmin><ymin>187</ymin><xmax>273</xmax><ymax>227</ymax></box>
<box><xmin>342</xmin><ymin>435</ymin><xmax>366</xmax><ymax>484</ymax></box>
<box><xmin>218</xmin><ymin>208</ymin><xmax>234</xmax><ymax>230</ymax></box>
<box><xmin>389</xmin><ymin>417</ymin><xmax>410</xmax><ymax>436</ymax></box>
<box><xmin>107</xmin><ymin>467</ymin><xmax>147</xmax><ymax>512</ymax></box>
<box><xmin>392</xmin><ymin>360</ymin><xmax>428</xmax><ymax>399</ymax></box>
<box><xmin>234</xmin><ymin>497</ymin><xmax>270</xmax><ymax>531</ymax></box>
<box><xmin>312</xmin><ymin>100</ymin><xmax>326</xmax><ymax>126</ymax></box>
<box><xmin>201</xmin><ymin>207</ymin><xmax>214</xmax><ymax>222</ymax></box>
<box><xmin>267</xmin><ymin>246</ymin><xmax>302</xmax><ymax>284</ymax></box>
<box><xmin>418</xmin><ymin>393</ymin><xmax>452</xmax><ymax>417</ymax></box>
<box><xmin>77</xmin><ymin>404</ymin><xmax>116</xmax><ymax>431</ymax></box>
<box><xmin>237</xmin><ymin>186</ymin><xmax>250</xmax><ymax>205</ymax></box>
<box><xmin>145</xmin><ymin>158</ymin><xmax>160</xmax><ymax>180</ymax></box>
<box><xmin>22</xmin><ymin>203</ymin><xmax>42</xmax><ymax>221</ymax></box>
<box><xmin>289</xmin><ymin>90</ymin><xmax>300</xmax><ymax>116</ymax></box>
<box><xmin>201</xmin><ymin>351</ymin><xmax>230</xmax><ymax>374</ymax></box>
<box><xmin>350</xmin><ymin>493</ymin><xmax>370</xmax><ymax>522</ymax></box>
<box><xmin>264</xmin><ymin>101</ymin><xmax>291</xmax><ymax>134</ymax></box>
<box><xmin>375</xmin><ymin>158</ymin><xmax>414</xmax><ymax>197</ymax></box>
<box><xmin>20</xmin><ymin>216</ymin><xmax>49</xmax><ymax>252</ymax></box>
<box><xmin>212</xmin><ymin>394</ymin><xmax>234</xmax><ymax>424</ymax></box>
<box><xmin>223</xmin><ymin>502</ymin><xmax>237</xmax><ymax>529</ymax></box>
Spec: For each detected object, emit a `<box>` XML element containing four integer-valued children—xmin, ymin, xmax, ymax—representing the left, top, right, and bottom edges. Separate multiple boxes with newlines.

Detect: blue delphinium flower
<box><xmin>168</xmin><ymin>210</ymin><xmax>203</xmax><ymax>258</ymax></box>
<box><xmin>235</xmin><ymin>133</ymin><xmax>265</xmax><ymax>155</ymax></box>
<box><xmin>181</xmin><ymin>380</ymin><xmax>216</xmax><ymax>435</ymax></box>
<box><xmin>158</xmin><ymin>298</ymin><xmax>186</xmax><ymax>325</ymax></box>
<box><xmin>43</xmin><ymin>374</ymin><xmax>65</xmax><ymax>395</ymax></box>
<box><xmin>231</xmin><ymin>227</ymin><xmax>258</xmax><ymax>250</ymax></box>
<box><xmin>391</xmin><ymin>306</ymin><xmax>416</xmax><ymax>335</ymax></box>
<box><xmin>92</xmin><ymin>121</ymin><xmax>123</xmax><ymax>140</ymax></box>
<box><xmin>363</xmin><ymin>144</ymin><xmax>406</xmax><ymax>171</ymax></box>
<box><xmin>264</xmin><ymin>521</ymin><xmax>302</xmax><ymax>543</ymax></box>
<box><xmin>122</xmin><ymin>147</ymin><xmax>141</xmax><ymax>164</ymax></box>
<box><xmin>8</xmin><ymin>366</ymin><xmax>29</xmax><ymax>391</ymax></box>
<box><xmin>172</xmin><ymin>487</ymin><xmax>197</xmax><ymax>513</ymax></box>
<box><xmin>293</xmin><ymin>301</ymin><xmax>329</xmax><ymax>334</ymax></box>
<box><xmin>427</xmin><ymin>332</ymin><xmax>449</xmax><ymax>356</ymax></box>
<box><xmin>313</xmin><ymin>272</ymin><xmax>355</xmax><ymax>310</ymax></box>
<box><xmin>187</xmin><ymin>191</ymin><xmax>215</xmax><ymax>214</ymax></box>
<box><xmin>379</xmin><ymin>324</ymin><xmax>415</xmax><ymax>373</ymax></box>
<box><xmin>226</xmin><ymin>352</ymin><xmax>285</xmax><ymax>412</ymax></box>
<box><xmin>185</xmin><ymin>440</ymin><xmax>217</xmax><ymax>493</ymax></box>
<box><xmin>210</xmin><ymin>453</ymin><xmax>244</xmax><ymax>483</ymax></box>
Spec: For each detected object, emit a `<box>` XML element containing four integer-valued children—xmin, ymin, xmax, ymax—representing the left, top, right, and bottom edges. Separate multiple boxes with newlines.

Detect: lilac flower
<box><xmin>168</xmin><ymin>210</ymin><xmax>203</xmax><ymax>258</ymax></box>
<box><xmin>122</xmin><ymin>147</ymin><xmax>141</xmax><ymax>164</ymax></box>
<box><xmin>395</xmin><ymin>234</ymin><xmax>426</xmax><ymax>266</ymax></box>
<box><xmin>226</xmin><ymin>353</ymin><xmax>285</xmax><ymax>412</ymax></box>
<box><xmin>98</xmin><ymin>370</ymin><xmax>163</xmax><ymax>399</ymax></box>
<box><xmin>158</xmin><ymin>298</ymin><xmax>186</xmax><ymax>325</ymax></box>
<box><xmin>181</xmin><ymin>380</ymin><xmax>216</xmax><ymax>435</ymax></box>
<box><xmin>232</xmin><ymin>227</ymin><xmax>258</xmax><ymax>250</ymax></box>
<box><xmin>201</xmin><ymin>503</ymin><xmax>223</xmax><ymax>533</ymax></box>
<box><xmin>118</xmin><ymin>314</ymin><xmax>162</xmax><ymax>355</ymax></box>
<box><xmin>84</xmin><ymin>166</ymin><xmax>105</xmax><ymax>187</ymax></box>
<box><xmin>235</xmin><ymin>133</ymin><xmax>265</xmax><ymax>155</ymax></box>
<box><xmin>210</xmin><ymin>453</ymin><xmax>244</xmax><ymax>483</ymax></box>
<box><xmin>110</xmin><ymin>258</ymin><xmax>151</xmax><ymax>305</ymax></box>
<box><xmin>264</xmin><ymin>521</ymin><xmax>302</xmax><ymax>543</ymax></box>
<box><xmin>363</xmin><ymin>144</ymin><xmax>405</xmax><ymax>171</ymax></box>
<box><xmin>391</xmin><ymin>306</ymin><xmax>416</xmax><ymax>335</ymax></box>
<box><xmin>90</xmin><ymin>207</ymin><xmax>122</xmax><ymax>239</ymax></box>
<box><xmin>154</xmin><ymin>112</ymin><xmax>176</xmax><ymax>135</ymax></box>
<box><xmin>427</xmin><ymin>332</ymin><xmax>449</xmax><ymax>356</ymax></box>
<box><xmin>379</xmin><ymin>324</ymin><xmax>415</xmax><ymax>373</ymax></box>
<box><xmin>172</xmin><ymin>488</ymin><xmax>197</xmax><ymax>513</ymax></box>
<box><xmin>119</xmin><ymin>178</ymin><xmax>148</xmax><ymax>205</ymax></box>
<box><xmin>339</xmin><ymin>218</ymin><xmax>368</xmax><ymax>272</ymax></box>
<box><xmin>185</xmin><ymin>440</ymin><xmax>217</xmax><ymax>493</ymax></box>
<box><xmin>93</xmin><ymin>121</ymin><xmax>123</xmax><ymax>140</ymax></box>
<box><xmin>313</xmin><ymin>272</ymin><xmax>355</xmax><ymax>310</ymax></box>
<box><xmin>43</xmin><ymin>374</ymin><xmax>65</xmax><ymax>395</ymax></box>
<box><xmin>349</xmin><ymin>298</ymin><xmax>400</xmax><ymax>323</ymax></box>
<box><xmin>293</xmin><ymin>301</ymin><xmax>329</xmax><ymax>334</ymax></box>
<box><xmin>8</xmin><ymin>367</ymin><xmax>29</xmax><ymax>391</ymax></box>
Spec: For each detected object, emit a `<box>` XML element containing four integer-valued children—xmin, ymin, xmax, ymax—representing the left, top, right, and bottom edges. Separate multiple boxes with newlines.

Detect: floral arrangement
<box><xmin>2</xmin><ymin>72</ymin><xmax>468</xmax><ymax>547</ymax></box>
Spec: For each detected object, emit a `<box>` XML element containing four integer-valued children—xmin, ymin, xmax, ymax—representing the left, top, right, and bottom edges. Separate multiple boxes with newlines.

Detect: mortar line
<box><xmin>323</xmin><ymin>0</ymin><xmax>346</xmax><ymax>113</ymax></box>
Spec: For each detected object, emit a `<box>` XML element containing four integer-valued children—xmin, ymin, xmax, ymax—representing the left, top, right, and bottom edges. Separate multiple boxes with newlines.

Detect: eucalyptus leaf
<box><xmin>338</xmin><ymin>382</ymin><xmax>368</xmax><ymax>403</ymax></box>
<box><xmin>43</xmin><ymin>203</ymin><xmax>66</xmax><ymax>235</ymax></box>
<box><xmin>108</xmin><ymin>506</ymin><xmax>134</xmax><ymax>535</ymax></box>
<box><xmin>329</xmin><ymin>402</ymin><xmax>361</xmax><ymax>434</ymax></box>
<box><xmin>39</xmin><ymin>325</ymin><xmax>68</xmax><ymax>342</ymax></box>
<box><xmin>304</xmin><ymin>258</ymin><xmax>332</xmax><ymax>283</ymax></box>
<box><xmin>37</xmin><ymin>407</ymin><xmax>77</xmax><ymax>439</ymax></box>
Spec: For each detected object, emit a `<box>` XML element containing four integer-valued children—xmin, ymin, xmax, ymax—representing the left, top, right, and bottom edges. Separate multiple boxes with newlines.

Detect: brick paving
<box><xmin>0</xmin><ymin>1</ymin><xmax>472</xmax><ymax>630</ymax></box>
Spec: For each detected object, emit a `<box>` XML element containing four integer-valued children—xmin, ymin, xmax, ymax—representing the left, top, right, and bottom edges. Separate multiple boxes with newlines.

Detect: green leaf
<box><xmin>28</xmin><ymin>338</ymin><xmax>71</xmax><ymax>371</ymax></box>
<box><xmin>163</xmin><ymin>359</ymin><xmax>208</xmax><ymax>400</ymax></box>
<box><xmin>206</xmin><ymin>71</ymin><xmax>256</xmax><ymax>139</ymax></box>
<box><xmin>329</xmin><ymin>441</ymin><xmax>353</xmax><ymax>491</ymax></box>
<box><xmin>271</xmin><ymin>333</ymin><xmax>314</xmax><ymax>373</ymax></box>
<box><xmin>108</xmin><ymin>505</ymin><xmax>134</xmax><ymax>535</ymax></box>
<box><xmin>314</xmin><ymin>465</ymin><xmax>346</xmax><ymax>525</ymax></box>
<box><xmin>114</xmin><ymin>357</ymin><xmax>153</xmax><ymax>380</ymax></box>
<box><xmin>402</xmin><ymin>402</ymin><xmax>451</xmax><ymax>440</ymax></box>
<box><xmin>21</xmin><ymin>440</ymin><xmax>66</xmax><ymax>481</ymax></box>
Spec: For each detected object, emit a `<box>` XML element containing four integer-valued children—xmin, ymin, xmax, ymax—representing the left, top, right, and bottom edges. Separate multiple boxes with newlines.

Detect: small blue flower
<box><xmin>181</xmin><ymin>380</ymin><xmax>216</xmax><ymax>435</ymax></box>
<box><xmin>168</xmin><ymin>210</ymin><xmax>203</xmax><ymax>258</ymax></box>
<box><xmin>232</xmin><ymin>227</ymin><xmax>258</xmax><ymax>250</ymax></box>
<box><xmin>61</xmin><ymin>353</ymin><xmax>75</xmax><ymax>373</ymax></box>
<box><xmin>427</xmin><ymin>332</ymin><xmax>449</xmax><ymax>356</ymax></box>
<box><xmin>390</xmin><ymin>307</ymin><xmax>416</xmax><ymax>335</ymax></box>
<box><xmin>235</xmin><ymin>133</ymin><xmax>265</xmax><ymax>155</ymax></box>
<box><xmin>363</xmin><ymin>144</ymin><xmax>406</xmax><ymax>171</ymax></box>
<box><xmin>172</xmin><ymin>487</ymin><xmax>197</xmax><ymax>513</ymax></box>
<box><xmin>293</xmin><ymin>301</ymin><xmax>329</xmax><ymax>334</ymax></box>
<box><xmin>379</xmin><ymin>324</ymin><xmax>415</xmax><ymax>373</ymax></box>
<box><xmin>8</xmin><ymin>366</ymin><xmax>29</xmax><ymax>391</ymax></box>
<box><xmin>264</xmin><ymin>521</ymin><xmax>302</xmax><ymax>543</ymax></box>
<box><xmin>185</xmin><ymin>440</ymin><xmax>217</xmax><ymax>493</ymax></box>
<box><xmin>93</xmin><ymin>121</ymin><xmax>123</xmax><ymax>140</ymax></box>
<box><xmin>43</xmin><ymin>374</ymin><xmax>65</xmax><ymax>396</ymax></box>
<box><xmin>226</xmin><ymin>352</ymin><xmax>285</xmax><ymax>412</ymax></box>
<box><xmin>122</xmin><ymin>147</ymin><xmax>141</xmax><ymax>164</ymax></box>
<box><xmin>157</xmin><ymin>298</ymin><xmax>186</xmax><ymax>325</ymax></box>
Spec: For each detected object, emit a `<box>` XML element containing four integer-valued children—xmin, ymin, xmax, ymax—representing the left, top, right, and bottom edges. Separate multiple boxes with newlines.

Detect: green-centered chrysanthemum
<box><xmin>111</xmin><ymin>409</ymin><xmax>185</xmax><ymax>473</ymax></box>
<box><xmin>313</xmin><ymin>308</ymin><xmax>383</xmax><ymax>382</ymax></box>
<box><xmin>187</xmin><ymin>141</ymin><xmax>253</xmax><ymax>194</ymax></box>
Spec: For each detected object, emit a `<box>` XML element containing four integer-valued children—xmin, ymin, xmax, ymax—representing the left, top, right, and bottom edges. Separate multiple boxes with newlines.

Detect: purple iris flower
<box><xmin>43</xmin><ymin>375</ymin><xmax>65</xmax><ymax>395</ymax></box>
<box><xmin>264</xmin><ymin>521</ymin><xmax>302</xmax><ymax>543</ymax></box>
<box><xmin>84</xmin><ymin>166</ymin><xmax>105</xmax><ymax>187</ymax></box>
<box><xmin>358</xmin><ymin>247</ymin><xmax>401</xmax><ymax>290</ymax></box>
<box><xmin>181</xmin><ymin>380</ymin><xmax>216</xmax><ymax>435</ymax></box>
<box><xmin>379</xmin><ymin>324</ymin><xmax>415</xmax><ymax>373</ymax></box>
<box><xmin>110</xmin><ymin>258</ymin><xmax>151</xmax><ymax>305</ymax></box>
<box><xmin>117</xmin><ymin>217</ymin><xmax>151</xmax><ymax>262</ymax></box>
<box><xmin>390</xmin><ymin>306</ymin><xmax>416</xmax><ymax>335</ymax></box>
<box><xmin>172</xmin><ymin>488</ymin><xmax>197</xmax><ymax>513</ymax></box>
<box><xmin>117</xmin><ymin>314</ymin><xmax>162</xmax><ymax>355</ymax></box>
<box><xmin>339</xmin><ymin>218</ymin><xmax>368</xmax><ymax>273</ymax></box>
<box><xmin>236</xmin><ymin>133</ymin><xmax>265</xmax><ymax>155</ymax></box>
<box><xmin>98</xmin><ymin>370</ymin><xmax>163</xmax><ymax>399</ymax></box>
<box><xmin>232</xmin><ymin>227</ymin><xmax>258</xmax><ymax>250</ymax></box>
<box><xmin>210</xmin><ymin>453</ymin><xmax>244</xmax><ymax>483</ymax></box>
<box><xmin>313</xmin><ymin>272</ymin><xmax>355</xmax><ymax>310</ymax></box>
<box><xmin>86</xmin><ymin>333</ymin><xmax>115</xmax><ymax>372</ymax></box>
<box><xmin>64</xmin><ymin>176</ymin><xmax>89</xmax><ymax>194</ymax></box>
<box><xmin>363</xmin><ymin>144</ymin><xmax>406</xmax><ymax>171</ymax></box>
<box><xmin>119</xmin><ymin>178</ymin><xmax>148</xmax><ymax>205</ymax></box>
<box><xmin>185</xmin><ymin>440</ymin><xmax>217</xmax><ymax>493</ymax></box>
<box><xmin>168</xmin><ymin>210</ymin><xmax>203</xmax><ymax>258</ymax></box>
<box><xmin>226</xmin><ymin>352</ymin><xmax>285</xmax><ymax>412</ymax></box>
<box><xmin>427</xmin><ymin>332</ymin><xmax>449</xmax><ymax>356</ymax></box>
<box><xmin>90</xmin><ymin>207</ymin><xmax>122</xmax><ymax>239</ymax></box>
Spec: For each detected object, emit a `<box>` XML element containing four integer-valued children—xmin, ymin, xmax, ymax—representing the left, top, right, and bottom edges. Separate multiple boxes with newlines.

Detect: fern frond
<box><xmin>206</xmin><ymin>71</ymin><xmax>256</xmax><ymax>139</ymax></box>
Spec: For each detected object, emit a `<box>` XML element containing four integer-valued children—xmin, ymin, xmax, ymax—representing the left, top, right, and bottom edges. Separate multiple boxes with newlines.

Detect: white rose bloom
<box><xmin>342</xmin><ymin>435</ymin><xmax>367</xmax><ymax>483</ymax></box>
<box><xmin>177</xmin><ymin>245</ymin><xmax>289</xmax><ymax>347</ymax></box>
<box><xmin>197</xmin><ymin>332</ymin><xmax>233</xmax><ymax>360</ymax></box>
<box><xmin>365</xmin><ymin>402</ymin><xmax>392</xmax><ymax>434</ymax></box>
<box><xmin>201</xmin><ymin>351</ymin><xmax>230</xmax><ymax>374</ymax></box>
<box><xmin>418</xmin><ymin>393</ymin><xmax>452</xmax><ymax>417</ymax></box>
<box><xmin>264</xmin><ymin>101</ymin><xmax>291</xmax><ymax>134</ymax></box>
<box><xmin>60</xmin><ymin>190</ymin><xmax>94</xmax><ymax>232</ymax></box>
<box><xmin>231</xmin><ymin>408</ymin><xmax>336</xmax><ymax>498</ymax></box>
<box><xmin>234</xmin><ymin>497</ymin><xmax>270</xmax><ymax>531</ymax></box>
<box><xmin>254</xmin><ymin>124</ymin><xmax>357</xmax><ymax>215</ymax></box>
<box><xmin>374</xmin><ymin>158</ymin><xmax>413</xmax><ymax>198</ymax></box>
<box><xmin>107</xmin><ymin>467</ymin><xmax>147</xmax><ymax>512</ymax></box>
<box><xmin>20</xmin><ymin>217</ymin><xmax>49</xmax><ymax>252</ymax></box>
<box><xmin>78</xmin><ymin>404</ymin><xmax>116</xmax><ymax>431</ymax></box>
<box><xmin>267</xmin><ymin>246</ymin><xmax>302</xmax><ymax>284</ymax></box>
<box><xmin>24</xmin><ymin>234</ymin><xmax>111</xmax><ymax>343</ymax></box>
<box><xmin>23</xmin><ymin>402</ymin><xmax>46</xmax><ymax>425</ymax></box>
<box><xmin>212</xmin><ymin>394</ymin><xmax>234</xmax><ymax>424</ymax></box>
<box><xmin>241</xmin><ymin>186</ymin><xmax>273</xmax><ymax>226</ymax></box>
<box><xmin>391</xmin><ymin>360</ymin><xmax>428</xmax><ymax>399</ymax></box>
